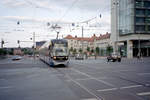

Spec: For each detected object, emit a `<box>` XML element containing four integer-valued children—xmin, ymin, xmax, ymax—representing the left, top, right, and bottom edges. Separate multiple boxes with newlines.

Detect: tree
<box><xmin>79</xmin><ymin>48</ymin><xmax>82</xmax><ymax>53</ymax></box>
<box><xmin>87</xmin><ymin>47</ymin><xmax>90</xmax><ymax>52</ymax></box>
<box><xmin>100</xmin><ymin>49</ymin><xmax>104</xmax><ymax>56</ymax></box>
<box><xmin>91</xmin><ymin>49</ymin><xmax>94</xmax><ymax>53</ymax></box>
<box><xmin>95</xmin><ymin>47</ymin><xmax>100</xmax><ymax>55</ymax></box>
<box><xmin>106</xmin><ymin>45</ymin><xmax>113</xmax><ymax>56</ymax></box>
<box><xmin>69</xmin><ymin>47</ymin><xmax>73</xmax><ymax>52</ymax></box>
<box><xmin>0</xmin><ymin>49</ymin><xmax>7</xmax><ymax>55</ymax></box>
<box><xmin>73</xmin><ymin>48</ymin><xmax>76</xmax><ymax>55</ymax></box>
<box><xmin>69</xmin><ymin>47</ymin><xmax>73</xmax><ymax>55</ymax></box>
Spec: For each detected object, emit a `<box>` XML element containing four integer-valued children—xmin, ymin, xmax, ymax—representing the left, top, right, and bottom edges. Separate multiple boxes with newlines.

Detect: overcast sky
<box><xmin>0</xmin><ymin>0</ymin><xmax>111</xmax><ymax>47</ymax></box>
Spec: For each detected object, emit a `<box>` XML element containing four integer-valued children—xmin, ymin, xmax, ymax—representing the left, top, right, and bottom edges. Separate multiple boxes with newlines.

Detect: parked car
<box><xmin>12</xmin><ymin>55</ymin><xmax>22</xmax><ymax>61</ymax></box>
<box><xmin>107</xmin><ymin>53</ymin><xmax>121</xmax><ymax>62</ymax></box>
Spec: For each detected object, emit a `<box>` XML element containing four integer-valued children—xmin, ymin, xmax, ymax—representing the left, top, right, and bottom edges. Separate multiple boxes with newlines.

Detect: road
<box><xmin>0</xmin><ymin>57</ymin><xmax>150</xmax><ymax>100</ymax></box>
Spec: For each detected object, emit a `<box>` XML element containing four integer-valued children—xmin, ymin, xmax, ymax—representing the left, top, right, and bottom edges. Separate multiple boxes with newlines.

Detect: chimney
<box><xmin>75</xmin><ymin>35</ymin><xmax>77</xmax><ymax>38</ymax></box>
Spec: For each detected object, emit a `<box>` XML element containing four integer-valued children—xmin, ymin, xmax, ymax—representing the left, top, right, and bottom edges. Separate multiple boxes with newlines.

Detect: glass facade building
<box><xmin>118</xmin><ymin>0</ymin><xmax>150</xmax><ymax>35</ymax></box>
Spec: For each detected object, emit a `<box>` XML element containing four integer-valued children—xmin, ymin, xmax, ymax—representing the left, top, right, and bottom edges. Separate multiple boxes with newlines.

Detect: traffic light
<box><xmin>72</xmin><ymin>23</ymin><xmax>75</xmax><ymax>26</ymax></box>
<box><xmin>100</xmin><ymin>14</ymin><xmax>102</xmax><ymax>18</ymax></box>
<box><xmin>47</xmin><ymin>22</ymin><xmax>50</xmax><ymax>26</ymax></box>
<box><xmin>2</xmin><ymin>40</ymin><xmax>4</xmax><ymax>44</ymax></box>
<box><xmin>17</xmin><ymin>40</ymin><xmax>20</xmax><ymax>44</ymax></box>
<box><xmin>17</xmin><ymin>21</ymin><xmax>20</xmax><ymax>25</ymax></box>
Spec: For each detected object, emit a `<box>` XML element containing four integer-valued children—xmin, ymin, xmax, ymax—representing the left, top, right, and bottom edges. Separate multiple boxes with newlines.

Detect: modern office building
<box><xmin>111</xmin><ymin>0</ymin><xmax>150</xmax><ymax>58</ymax></box>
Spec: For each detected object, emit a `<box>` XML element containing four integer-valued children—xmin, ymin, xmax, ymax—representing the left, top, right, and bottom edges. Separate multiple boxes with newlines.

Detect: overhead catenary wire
<box><xmin>56</xmin><ymin>0</ymin><xmax>80</xmax><ymax>24</ymax></box>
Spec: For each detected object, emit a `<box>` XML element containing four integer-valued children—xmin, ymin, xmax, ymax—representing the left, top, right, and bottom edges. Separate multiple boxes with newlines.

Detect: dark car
<box><xmin>107</xmin><ymin>53</ymin><xmax>121</xmax><ymax>62</ymax></box>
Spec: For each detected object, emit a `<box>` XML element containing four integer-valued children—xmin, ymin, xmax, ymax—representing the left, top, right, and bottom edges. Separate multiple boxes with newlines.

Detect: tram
<box><xmin>39</xmin><ymin>39</ymin><xmax>69</xmax><ymax>67</ymax></box>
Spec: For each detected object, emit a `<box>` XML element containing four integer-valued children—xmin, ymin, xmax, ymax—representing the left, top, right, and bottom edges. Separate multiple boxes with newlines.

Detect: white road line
<box><xmin>65</xmin><ymin>74</ymin><xmax>103</xmax><ymax>100</ymax></box>
<box><xmin>0</xmin><ymin>86</ymin><xmax>13</xmax><ymax>89</ymax></box>
<box><xmin>82</xmin><ymin>98</ymin><xmax>98</xmax><ymax>100</ymax></box>
<box><xmin>145</xmin><ymin>84</ymin><xmax>150</xmax><ymax>86</ymax></box>
<box><xmin>97</xmin><ymin>88</ymin><xmax>118</xmax><ymax>92</ymax></box>
<box><xmin>138</xmin><ymin>73</ymin><xmax>150</xmax><ymax>75</ymax></box>
<box><xmin>71</xmin><ymin>68</ymin><xmax>115</xmax><ymax>87</ymax></box>
<box><xmin>137</xmin><ymin>92</ymin><xmax>150</xmax><ymax>96</ymax></box>
<box><xmin>75</xmin><ymin>78</ymin><xmax>94</xmax><ymax>81</ymax></box>
<box><xmin>66</xmin><ymin>78</ymin><xmax>94</xmax><ymax>82</ymax></box>
<box><xmin>0</xmin><ymin>79</ymin><xmax>6</xmax><ymax>81</ymax></box>
<box><xmin>97</xmin><ymin>85</ymin><xmax>143</xmax><ymax>92</ymax></box>
<box><xmin>120</xmin><ymin>85</ymin><xmax>142</xmax><ymax>89</ymax></box>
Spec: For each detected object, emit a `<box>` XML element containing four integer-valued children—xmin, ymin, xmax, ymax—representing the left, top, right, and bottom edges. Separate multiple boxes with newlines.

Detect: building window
<box><xmin>136</xmin><ymin>17</ymin><xmax>145</xmax><ymax>23</ymax></box>
<box><xmin>136</xmin><ymin>9</ymin><xmax>145</xmax><ymax>16</ymax></box>
<box><xmin>148</xmin><ymin>26</ymin><xmax>150</xmax><ymax>31</ymax></box>
<box><xmin>146</xmin><ymin>10</ymin><xmax>150</xmax><ymax>16</ymax></box>
<box><xmin>135</xmin><ymin>1</ymin><xmax>144</xmax><ymax>7</ymax></box>
<box><xmin>144</xmin><ymin>1</ymin><xmax>150</xmax><ymax>8</ymax></box>
<box><xmin>136</xmin><ymin>25</ymin><xmax>145</xmax><ymax>31</ymax></box>
<box><xmin>145</xmin><ymin>18</ymin><xmax>150</xmax><ymax>23</ymax></box>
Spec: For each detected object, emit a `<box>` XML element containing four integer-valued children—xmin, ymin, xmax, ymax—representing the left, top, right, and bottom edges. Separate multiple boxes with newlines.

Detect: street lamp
<box><xmin>113</xmin><ymin>0</ymin><xmax>119</xmax><ymax>54</ymax></box>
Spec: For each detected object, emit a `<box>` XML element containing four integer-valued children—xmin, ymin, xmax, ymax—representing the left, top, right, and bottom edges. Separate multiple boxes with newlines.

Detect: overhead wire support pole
<box><xmin>82</xmin><ymin>26</ymin><xmax>84</xmax><ymax>59</ymax></box>
<box><xmin>33</xmin><ymin>32</ymin><xmax>35</xmax><ymax>60</ymax></box>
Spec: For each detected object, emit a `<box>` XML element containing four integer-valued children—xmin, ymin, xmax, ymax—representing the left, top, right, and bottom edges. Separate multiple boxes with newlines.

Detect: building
<box><xmin>64</xmin><ymin>34</ymin><xmax>98</xmax><ymax>54</ymax></box>
<box><xmin>95</xmin><ymin>33</ymin><xmax>112</xmax><ymax>56</ymax></box>
<box><xmin>64</xmin><ymin>32</ymin><xmax>111</xmax><ymax>56</ymax></box>
<box><xmin>13</xmin><ymin>48</ymin><xmax>23</xmax><ymax>55</ymax></box>
<box><xmin>111</xmin><ymin>0</ymin><xmax>150</xmax><ymax>58</ymax></box>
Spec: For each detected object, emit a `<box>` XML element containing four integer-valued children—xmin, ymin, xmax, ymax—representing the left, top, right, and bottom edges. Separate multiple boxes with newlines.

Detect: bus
<box><xmin>39</xmin><ymin>39</ymin><xmax>69</xmax><ymax>67</ymax></box>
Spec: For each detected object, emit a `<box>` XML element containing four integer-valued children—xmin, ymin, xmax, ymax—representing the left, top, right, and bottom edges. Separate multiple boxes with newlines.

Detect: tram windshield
<box><xmin>53</xmin><ymin>43</ymin><xmax>68</xmax><ymax>56</ymax></box>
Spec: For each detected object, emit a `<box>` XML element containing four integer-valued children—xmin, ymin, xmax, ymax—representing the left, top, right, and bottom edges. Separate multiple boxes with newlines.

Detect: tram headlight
<box><xmin>65</xmin><ymin>57</ymin><xmax>68</xmax><ymax>59</ymax></box>
<box><xmin>53</xmin><ymin>56</ymin><xmax>56</xmax><ymax>60</ymax></box>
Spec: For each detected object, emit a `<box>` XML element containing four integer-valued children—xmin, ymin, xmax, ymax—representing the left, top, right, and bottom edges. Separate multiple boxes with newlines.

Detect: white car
<box><xmin>12</xmin><ymin>55</ymin><xmax>22</xmax><ymax>61</ymax></box>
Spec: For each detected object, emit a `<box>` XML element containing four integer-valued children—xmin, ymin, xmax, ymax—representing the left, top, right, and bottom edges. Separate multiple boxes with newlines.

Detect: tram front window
<box><xmin>53</xmin><ymin>43</ymin><xmax>68</xmax><ymax>56</ymax></box>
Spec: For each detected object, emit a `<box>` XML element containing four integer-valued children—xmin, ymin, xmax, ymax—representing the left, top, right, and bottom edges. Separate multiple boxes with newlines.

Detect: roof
<box><xmin>96</xmin><ymin>33</ymin><xmax>110</xmax><ymax>40</ymax></box>
<box><xmin>64</xmin><ymin>35</ymin><xmax>74</xmax><ymax>39</ymax></box>
<box><xmin>64</xmin><ymin>33</ymin><xmax>110</xmax><ymax>42</ymax></box>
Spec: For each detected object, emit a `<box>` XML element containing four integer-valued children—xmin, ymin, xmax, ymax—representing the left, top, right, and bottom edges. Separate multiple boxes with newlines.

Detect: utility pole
<box><xmin>33</xmin><ymin>32</ymin><xmax>35</xmax><ymax>60</ymax></box>
<box><xmin>113</xmin><ymin>0</ymin><xmax>119</xmax><ymax>54</ymax></box>
<box><xmin>81</xmin><ymin>26</ymin><xmax>84</xmax><ymax>59</ymax></box>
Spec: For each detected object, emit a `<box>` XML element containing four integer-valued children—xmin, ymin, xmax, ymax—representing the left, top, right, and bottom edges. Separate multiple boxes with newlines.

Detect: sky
<box><xmin>0</xmin><ymin>0</ymin><xmax>111</xmax><ymax>48</ymax></box>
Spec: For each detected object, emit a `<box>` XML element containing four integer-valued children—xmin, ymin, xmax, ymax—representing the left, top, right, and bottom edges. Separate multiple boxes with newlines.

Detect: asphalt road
<box><xmin>0</xmin><ymin>57</ymin><xmax>150</xmax><ymax>100</ymax></box>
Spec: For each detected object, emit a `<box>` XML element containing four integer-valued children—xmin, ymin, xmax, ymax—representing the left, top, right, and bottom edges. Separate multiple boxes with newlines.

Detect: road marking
<box><xmin>82</xmin><ymin>98</ymin><xmax>98</xmax><ymax>100</ymax></box>
<box><xmin>0</xmin><ymin>86</ymin><xmax>13</xmax><ymax>89</ymax></box>
<box><xmin>137</xmin><ymin>92</ymin><xmax>150</xmax><ymax>96</ymax></box>
<box><xmin>97</xmin><ymin>85</ymin><xmax>143</xmax><ymax>92</ymax></box>
<box><xmin>97</xmin><ymin>88</ymin><xmax>118</xmax><ymax>92</ymax></box>
<box><xmin>0</xmin><ymin>79</ymin><xmax>6</xmax><ymax>81</ymax></box>
<box><xmin>71</xmin><ymin>68</ymin><xmax>115</xmax><ymax>87</ymax></box>
<box><xmin>65</xmin><ymin>75</ymin><xmax>103</xmax><ymax>100</ymax></box>
<box><xmin>75</xmin><ymin>78</ymin><xmax>94</xmax><ymax>81</ymax></box>
<box><xmin>120</xmin><ymin>85</ymin><xmax>142</xmax><ymax>89</ymax></box>
<box><xmin>145</xmin><ymin>84</ymin><xmax>150</xmax><ymax>86</ymax></box>
<box><xmin>138</xmin><ymin>73</ymin><xmax>150</xmax><ymax>75</ymax></box>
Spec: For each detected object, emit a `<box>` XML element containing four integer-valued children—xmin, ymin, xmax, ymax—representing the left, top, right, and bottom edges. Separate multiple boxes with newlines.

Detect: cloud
<box><xmin>0</xmin><ymin>16</ymin><xmax>72</xmax><ymax>24</ymax></box>
<box><xmin>2</xmin><ymin>0</ymin><xmax>65</xmax><ymax>12</ymax></box>
<box><xmin>2</xmin><ymin>0</ymin><xmax>110</xmax><ymax>12</ymax></box>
